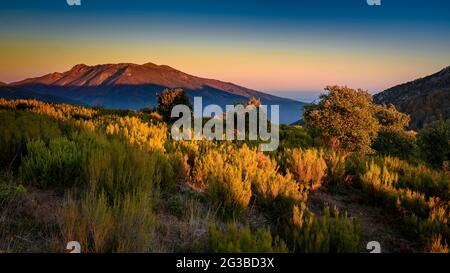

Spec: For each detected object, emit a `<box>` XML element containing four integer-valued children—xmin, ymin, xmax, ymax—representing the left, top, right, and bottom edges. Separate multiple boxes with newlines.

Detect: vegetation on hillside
<box><xmin>0</xmin><ymin>84</ymin><xmax>448</xmax><ymax>253</ymax></box>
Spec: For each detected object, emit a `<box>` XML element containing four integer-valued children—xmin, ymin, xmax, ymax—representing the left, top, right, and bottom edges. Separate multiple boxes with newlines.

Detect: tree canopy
<box><xmin>304</xmin><ymin>85</ymin><xmax>410</xmax><ymax>154</ymax></box>
<box><xmin>157</xmin><ymin>88</ymin><xmax>192</xmax><ymax>122</ymax></box>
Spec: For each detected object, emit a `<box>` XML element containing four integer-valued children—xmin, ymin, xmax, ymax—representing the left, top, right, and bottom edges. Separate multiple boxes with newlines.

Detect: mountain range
<box><xmin>5</xmin><ymin>62</ymin><xmax>306</xmax><ymax>124</ymax></box>
<box><xmin>374</xmin><ymin>66</ymin><xmax>450</xmax><ymax>129</ymax></box>
<box><xmin>2</xmin><ymin>63</ymin><xmax>449</xmax><ymax>128</ymax></box>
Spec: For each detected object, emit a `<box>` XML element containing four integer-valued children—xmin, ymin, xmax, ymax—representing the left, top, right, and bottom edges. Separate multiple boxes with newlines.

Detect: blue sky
<box><xmin>1</xmin><ymin>0</ymin><xmax>450</xmax><ymax>101</ymax></box>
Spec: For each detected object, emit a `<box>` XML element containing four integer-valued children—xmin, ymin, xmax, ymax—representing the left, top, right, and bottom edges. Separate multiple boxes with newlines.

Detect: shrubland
<box><xmin>0</xmin><ymin>88</ymin><xmax>448</xmax><ymax>253</ymax></box>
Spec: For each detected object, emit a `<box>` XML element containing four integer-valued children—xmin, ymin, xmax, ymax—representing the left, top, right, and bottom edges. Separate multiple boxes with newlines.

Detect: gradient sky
<box><xmin>1</xmin><ymin>0</ymin><xmax>450</xmax><ymax>99</ymax></box>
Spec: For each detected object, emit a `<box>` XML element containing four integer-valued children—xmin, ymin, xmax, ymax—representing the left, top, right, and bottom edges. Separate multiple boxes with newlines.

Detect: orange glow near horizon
<box><xmin>1</xmin><ymin>36</ymin><xmax>449</xmax><ymax>94</ymax></box>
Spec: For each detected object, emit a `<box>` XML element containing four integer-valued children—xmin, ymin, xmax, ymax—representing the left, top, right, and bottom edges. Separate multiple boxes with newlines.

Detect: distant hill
<box><xmin>11</xmin><ymin>62</ymin><xmax>306</xmax><ymax>124</ymax></box>
<box><xmin>0</xmin><ymin>83</ymin><xmax>82</xmax><ymax>104</ymax></box>
<box><xmin>374</xmin><ymin>66</ymin><xmax>450</xmax><ymax>129</ymax></box>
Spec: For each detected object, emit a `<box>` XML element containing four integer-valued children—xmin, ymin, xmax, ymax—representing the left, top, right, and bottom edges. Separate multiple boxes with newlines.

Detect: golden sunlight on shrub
<box><xmin>105</xmin><ymin>116</ymin><xmax>167</xmax><ymax>152</ymax></box>
<box><xmin>288</xmin><ymin>148</ymin><xmax>327</xmax><ymax>190</ymax></box>
<box><xmin>207</xmin><ymin>163</ymin><xmax>252</xmax><ymax>216</ymax></box>
<box><xmin>325</xmin><ymin>151</ymin><xmax>349</xmax><ymax>186</ymax></box>
<box><xmin>0</xmin><ymin>98</ymin><xmax>97</xmax><ymax>121</ymax></box>
<box><xmin>429</xmin><ymin>234</ymin><xmax>449</xmax><ymax>253</ymax></box>
<box><xmin>253</xmin><ymin>155</ymin><xmax>308</xmax><ymax>206</ymax></box>
<box><xmin>192</xmin><ymin>149</ymin><xmax>225</xmax><ymax>190</ymax></box>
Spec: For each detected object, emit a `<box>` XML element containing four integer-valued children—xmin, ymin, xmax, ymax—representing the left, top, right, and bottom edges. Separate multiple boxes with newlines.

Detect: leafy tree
<box><xmin>376</xmin><ymin>104</ymin><xmax>410</xmax><ymax>133</ymax></box>
<box><xmin>156</xmin><ymin>88</ymin><xmax>192</xmax><ymax>122</ymax></box>
<box><xmin>304</xmin><ymin>86</ymin><xmax>380</xmax><ymax>154</ymax></box>
<box><xmin>246</xmin><ymin>97</ymin><xmax>261</xmax><ymax>106</ymax></box>
<box><xmin>417</xmin><ymin>119</ymin><xmax>450</xmax><ymax>168</ymax></box>
<box><xmin>372</xmin><ymin>104</ymin><xmax>416</xmax><ymax>159</ymax></box>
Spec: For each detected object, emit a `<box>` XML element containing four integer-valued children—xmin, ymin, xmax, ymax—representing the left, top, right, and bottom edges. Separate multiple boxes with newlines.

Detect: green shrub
<box><xmin>360</xmin><ymin>161</ymin><xmax>449</xmax><ymax>243</ymax></box>
<box><xmin>19</xmin><ymin>138</ymin><xmax>82</xmax><ymax>188</ymax></box>
<box><xmin>373</xmin><ymin>130</ymin><xmax>417</xmax><ymax>160</ymax></box>
<box><xmin>384</xmin><ymin>157</ymin><xmax>449</xmax><ymax>199</ymax></box>
<box><xmin>0</xmin><ymin>110</ymin><xmax>66</xmax><ymax>172</ymax></box>
<box><xmin>417</xmin><ymin>119</ymin><xmax>450</xmax><ymax>168</ymax></box>
<box><xmin>278</xmin><ymin>125</ymin><xmax>312</xmax><ymax>150</ymax></box>
<box><xmin>288</xmin><ymin>206</ymin><xmax>362</xmax><ymax>253</ymax></box>
<box><xmin>112</xmin><ymin>191</ymin><xmax>155</xmax><ymax>252</ymax></box>
<box><xmin>57</xmin><ymin>131</ymin><xmax>163</xmax><ymax>253</ymax></box>
<box><xmin>0</xmin><ymin>179</ymin><xmax>26</xmax><ymax>206</ymax></box>
<box><xmin>345</xmin><ymin>154</ymin><xmax>368</xmax><ymax>179</ymax></box>
<box><xmin>82</xmin><ymin>138</ymin><xmax>169</xmax><ymax>201</ymax></box>
<box><xmin>209</xmin><ymin>223</ymin><xmax>288</xmax><ymax>253</ymax></box>
<box><xmin>60</xmin><ymin>190</ymin><xmax>154</xmax><ymax>253</ymax></box>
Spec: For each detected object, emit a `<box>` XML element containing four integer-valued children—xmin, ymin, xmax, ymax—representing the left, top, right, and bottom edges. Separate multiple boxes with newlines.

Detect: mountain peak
<box><xmin>12</xmin><ymin>62</ymin><xmax>291</xmax><ymax>101</ymax></box>
<box><xmin>142</xmin><ymin>62</ymin><xmax>158</xmax><ymax>67</ymax></box>
<box><xmin>71</xmin><ymin>64</ymin><xmax>89</xmax><ymax>71</ymax></box>
<box><xmin>9</xmin><ymin>61</ymin><xmax>305</xmax><ymax>124</ymax></box>
<box><xmin>439</xmin><ymin>65</ymin><xmax>450</xmax><ymax>75</ymax></box>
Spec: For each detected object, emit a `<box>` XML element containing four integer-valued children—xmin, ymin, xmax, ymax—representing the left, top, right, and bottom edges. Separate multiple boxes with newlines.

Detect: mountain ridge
<box><xmin>374</xmin><ymin>66</ymin><xmax>450</xmax><ymax>129</ymax></box>
<box><xmin>8</xmin><ymin>62</ymin><xmax>305</xmax><ymax>124</ymax></box>
<box><xmin>0</xmin><ymin>83</ymin><xmax>83</xmax><ymax>105</ymax></box>
<box><xmin>12</xmin><ymin>62</ymin><xmax>293</xmax><ymax>102</ymax></box>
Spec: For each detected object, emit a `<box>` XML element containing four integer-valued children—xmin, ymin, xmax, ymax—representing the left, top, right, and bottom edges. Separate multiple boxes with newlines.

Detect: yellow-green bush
<box><xmin>252</xmin><ymin>156</ymin><xmax>307</xmax><ymax>206</ymax></box>
<box><xmin>381</xmin><ymin>156</ymin><xmax>449</xmax><ymax>199</ymax></box>
<box><xmin>0</xmin><ymin>179</ymin><xmax>26</xmax><ymax>206</ymax></box>
<box><xmin>19</xmin><ymin>138</ymin><xmax>83</xmax><ymax>188</ymax></box>
<box><xmin>360</xmin><ymin>161</ymin><xmax>449</xmax><ymax>246</ymax></box>
<box><xmin>105</xmin><ymin>116</ymin><xmax>167</xmax><ymax>152</ymax></box>
<box><xmin>325</xmin><ymin>151</ymin><xmax>349</xmax><ymax>187</ymax></box>
<box><xmin>57</xmin><ymin>131</ymin><xmax>164</xmax><ymax>252</ymax></box>
<box><xmin>191</xmin><ymin>145</ymin><xmax>262</xmax><ymax>217</ymax></box>
<box><xmin>0</xmin><ymin>110</ymin><xmax>68</xmax><ymax>172</ymax></box>
<box><xmin>288</xmin><ymin>206</ymin><xmax>362</xmax><ymax>253</ymax></box>
<box><xmin>60</xmin><ymin>190</ymin><xmax>154</xmax><ymax>253</ymax></box>
<box><xmin>0</xmin><ymin>98</ymin><xmax>97</xmax><ymax>121</ymax></box>
<box><xmin>277</xmin><ymin>125</ymin><xmax>313</xmax><ymax>151</ymax></box>
<box><xmin>81</xmin><ymin>137</ymin><xmax>174</xmax><ymax>201</ymax></box>
<box><xmin>287</xmin><ymin>148</ymin><xmax>327</xmax><ymax>190</ymax></box>
<box><xmin>56</xmin><ymin>129</ymin><xmax>166</xmax><ymax>252</ymax></box>
<box><xmin>210</xmin><ymin>164</ymin><xmax>252</xmax><ymax>216</ymax></box>
<box><xmin>251</xmin><ymin>154</ymin><xmax>309</xmax><ymax>229</ymax></box>
<box><xmin>5</xmin><ymin>97</ymin><xmax>449</xmax><ymax>253</ymax></box>
<box><xmin>209</xmin><ymin>223</ymin><xmax>288</xmax><ymax>253</ymax></box>
<box><xmin>192</xmin><ymin>149</ymin><xmax>225</xmax><ymax>190</ymax></box>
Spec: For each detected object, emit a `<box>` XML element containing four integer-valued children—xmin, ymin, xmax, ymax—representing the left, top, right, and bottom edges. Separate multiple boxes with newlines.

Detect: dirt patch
<box><xmin>0</xmin><ymin>188</ymin><xmax>63</xmax><ymax>252</ymax></box>
<box><xmin>308</xmin><ymin>187</ymin><xmax>418</xmax><ymax>253</ymax></box>
<box><xmin>14</xmin><ymin>188</ymin><xmax>63</xmax><ymax>225</ymax></box>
